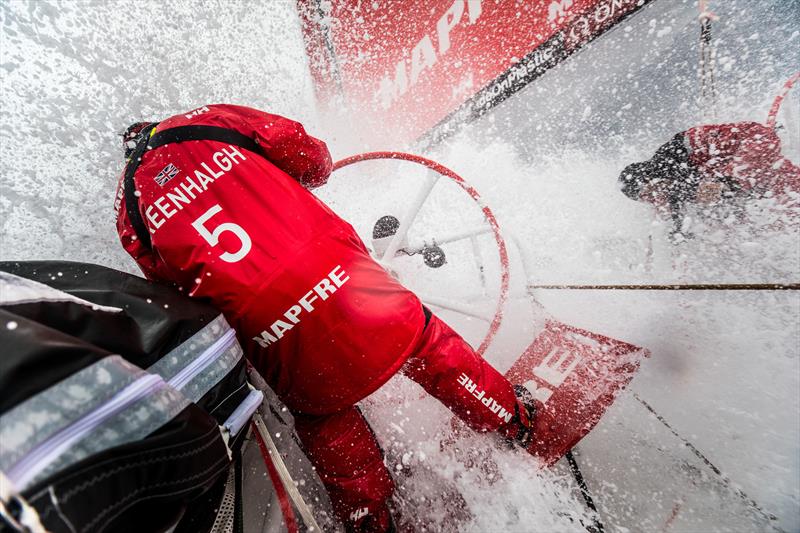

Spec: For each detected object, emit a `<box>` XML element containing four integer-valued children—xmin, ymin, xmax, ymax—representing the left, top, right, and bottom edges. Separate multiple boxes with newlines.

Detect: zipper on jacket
<box><xmin>8</xmin><ymin>374</ymin><xmax>165</xmax><ymax>490</ymax></box>
<box><xmin>168</xmin><ymin>328</ymin><xmax>237</xmax><ymax>391</ymax></box>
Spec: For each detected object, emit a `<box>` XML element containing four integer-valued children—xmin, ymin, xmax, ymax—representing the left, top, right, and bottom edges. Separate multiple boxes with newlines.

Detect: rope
<box><xmin>528</xmin><ymin>283</ymin><xmax>799</xmax><ymax>291</ymax></box>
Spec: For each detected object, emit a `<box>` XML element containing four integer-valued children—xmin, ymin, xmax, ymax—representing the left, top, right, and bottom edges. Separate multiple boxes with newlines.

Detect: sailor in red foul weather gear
<box><xmin>619</xmin><ymin>121</ymin><xmax>800</xmax><ymax>239</ymax></box>
<box><xmin>114</xmin><ymin>104</ymin><xmax>534</xmax><ymax>532</ymax></box>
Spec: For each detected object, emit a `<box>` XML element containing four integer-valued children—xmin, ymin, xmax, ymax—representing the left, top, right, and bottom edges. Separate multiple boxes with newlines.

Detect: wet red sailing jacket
<box><xmin>115</xmin><ymin>104</ymin><xmax>425</xmax><ymax>415</ymax></box>
<box><xmin>686</xmin><ymin>121</ymin><xmax>800</xmax><ymax>196</ymax></box>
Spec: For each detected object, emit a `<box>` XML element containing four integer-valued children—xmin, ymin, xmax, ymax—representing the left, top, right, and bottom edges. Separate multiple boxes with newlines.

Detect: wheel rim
<box><xmin>332</xmin><ymin>151</ymin><xmax>510</xmax><ymax>355</ymax></box>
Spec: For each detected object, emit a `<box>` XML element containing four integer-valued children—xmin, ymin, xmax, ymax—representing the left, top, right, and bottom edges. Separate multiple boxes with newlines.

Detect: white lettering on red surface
<box><xmin>548</xmin><ymin>0</ymin><xmax>574</xmax><ymax>23</ymax></box>
<box><xmin>457</xmin><ymin>373</ymin><xmax>513</xmax><ymax>423</ymax></box>
<box><xmin>113</xmin><ymin>181</ymin><xmax>125</xmax><ymax>214</ymax></box>
<box><xmin>409</xmin><ymin>35</ymin><xmax>437</xmax><ymax>86</ymax></box>
<box><xmin>185</xmin><ymin>106</ymin><xmax>210</xmax><ymax>119</ymax></box>
<box><xmin>349</xmin><ymin>507</ymin><xmax>369</xmax><ymax>523</ymax></box>
<box><xmin>522</xmin><ymin>344</ymin><xmax>584</xmax><ymax>405</ymax></box>
<box><xmin>377</xmin><ymin>0</ymin><xmax>482</xmax><ymax>109</ymax></box>
<box><xmin>144</xmin><ymin>145</ymin><xmax>246</xmax><ymax>233</ymax></box>
<box><xmin>252</xmin><ymin>265</ymin><xmax>351</xmax><ymax>348</ymax></box>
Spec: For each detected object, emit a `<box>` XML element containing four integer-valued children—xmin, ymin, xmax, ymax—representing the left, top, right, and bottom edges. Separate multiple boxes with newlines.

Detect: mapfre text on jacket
<box><xmin>252</xmin><ymin>265</ymin><xmax>351</xmax><ymax>348</ymax></box>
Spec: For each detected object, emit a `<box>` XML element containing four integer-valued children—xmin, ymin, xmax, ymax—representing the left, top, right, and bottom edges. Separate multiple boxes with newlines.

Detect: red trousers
<box><xmin>293</xmin><ymin>313</ymin><xmax>517</xmax><ymax>527</ymax></box>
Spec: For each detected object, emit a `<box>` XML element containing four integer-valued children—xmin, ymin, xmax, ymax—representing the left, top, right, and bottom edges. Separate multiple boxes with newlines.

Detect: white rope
<box><xmin>252</xmin><ymin>413</ymin><xmax>322</xmax><ymax>532</ymax></box>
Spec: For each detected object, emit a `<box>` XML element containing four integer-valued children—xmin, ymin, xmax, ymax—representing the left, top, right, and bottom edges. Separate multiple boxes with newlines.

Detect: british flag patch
<box><xmin>154</xmin><ymin>163</ymin><xmax>180</xmax><ymax>186</ymax></box>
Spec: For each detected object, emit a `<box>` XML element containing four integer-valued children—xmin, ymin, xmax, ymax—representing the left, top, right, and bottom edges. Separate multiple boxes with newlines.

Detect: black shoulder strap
<box><xmin>123</xmin><ymin>123</ymin><xmax>159</xmax><ymax>250</ymax></box>
<box><xmin>123</xmin><ymin>125</ymin><xmax>265</xmax><ymax>249</ymax></box>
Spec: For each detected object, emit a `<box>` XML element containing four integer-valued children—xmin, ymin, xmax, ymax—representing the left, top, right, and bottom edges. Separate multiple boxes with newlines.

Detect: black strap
<box><xmin>123</xmin><ymin>123</ymin><xmax>159</xmax><ymax>249</ymax></box>
<box><xmin>123</xmin><ymin>125</ymin><xmax>266</xmax><ymax>249</ymax></box>
<box><xmin>148</xmin><ymin>125</ymin><xmax>262</xmax><ymax>154</ymax></box>
<box><xmin>422</xmin><ymin>305</ymin><xmax>432</xmax><ymax>329</ymax></box>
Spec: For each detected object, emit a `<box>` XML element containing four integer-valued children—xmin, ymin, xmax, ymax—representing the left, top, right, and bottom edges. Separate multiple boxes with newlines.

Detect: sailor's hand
<box><xmin>695</xmin><ymin>178</ymin><xmax>724</xmax><ymax>205</ymax></box>
<box><xmin>640</xmin><ymin>182</ymin><xmax>671</xmax><ymax>211</ymax></box>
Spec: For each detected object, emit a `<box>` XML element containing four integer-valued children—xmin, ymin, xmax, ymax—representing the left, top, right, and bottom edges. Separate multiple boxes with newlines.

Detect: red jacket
<box><xmin>115</xmin><ymin>104</ymin><xmax>425</xmax><ymax>414</ymax></box>
<box><xmin>686</xmin><ymin>121</ymin><xmax>800</xmax><ymax>196</ymax></box>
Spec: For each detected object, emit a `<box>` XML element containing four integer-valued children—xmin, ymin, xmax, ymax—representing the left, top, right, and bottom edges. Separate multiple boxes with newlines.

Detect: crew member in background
<box><xmin>115</xmin><ymin>104</ymin><xmax>538</xmax><ymax>533</ymax></box>
<box><xmin>619</xmin><ymin>121</ymin><xmax>800</xmax><ymax>240</ymax></box>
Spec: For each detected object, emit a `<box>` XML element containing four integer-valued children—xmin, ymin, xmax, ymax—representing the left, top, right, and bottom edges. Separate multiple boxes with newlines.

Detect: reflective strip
<box><xmin>27</xmin><ymin>384</ymin><xmax>189</xmax><ymax>490</ymax></box>
<box><xmin>169</xmin><ymin>329</ymin><xmax>237</xmax><ymax>391</ymax></box>
<box><xmin>148</xmin><ymin>314</ymin><xmax>229</xmax><ymax>383</ymax></box>
<box><xmin>0</xmin><ymin>356</ymin><xmax>142</xmax><ymax>472</ymax></box>
<box><xmin>149</xmin><ymin>315</ymin><xmax>243</xmax><ymax>403</ymax></box>
<box><xmin>7</xmin><ymin>375</ymin><xmax>190</xmax><ymax>491</ymax></box>
<box><xmin>0</xmin><ymin>272</ymin><xmax>121</xmax><ymax>313</ymax></box>
<box><xmin>175</xmin><ymin>338</ymin><xmax>243</xmax><ymax>404</ymax></box>
<box><xmin>8</xmin><ymin>375</ymin><xmax>163</xmax><ymax>488</ymax></box>
<box><xmin>223</xmin><ymin>389</ymin><xmax>263</xmax><ymax>437</ymax></box>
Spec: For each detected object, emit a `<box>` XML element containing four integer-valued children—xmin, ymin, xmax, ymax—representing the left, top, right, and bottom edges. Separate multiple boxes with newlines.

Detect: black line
<box><xmin>415</xmin><ymin>0</ymin><xmax>658</xmax><ymax>151</ymax></box>
<box><xmin>566</xmin><ymin>450</ymin><xmax>606</xmax><ymax>533</ymax></box>
<box><xmin>632</xmin><ymin>393</ymin><xmax>785</xmax><ymax>533</ymax></box>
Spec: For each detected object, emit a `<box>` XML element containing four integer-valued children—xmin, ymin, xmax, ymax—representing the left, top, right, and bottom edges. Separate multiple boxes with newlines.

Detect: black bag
<box><xmin>0</xmin><ymin>261</ymin><xmax>262</xmax><ymax>533</ymax></box>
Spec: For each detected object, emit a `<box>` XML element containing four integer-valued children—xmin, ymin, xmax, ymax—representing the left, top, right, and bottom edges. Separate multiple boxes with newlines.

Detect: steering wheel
<box><xmin>332</xmin><ymin>151</ymin><xmax>510</xmax><ymax>355</ymax></box>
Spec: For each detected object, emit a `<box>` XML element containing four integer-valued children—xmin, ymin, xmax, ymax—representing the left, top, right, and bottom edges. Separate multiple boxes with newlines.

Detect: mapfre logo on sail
<box><xmin>376</xmin><ymin>0</ymin><xmax>482</xmax><ymax>109</ymax></box>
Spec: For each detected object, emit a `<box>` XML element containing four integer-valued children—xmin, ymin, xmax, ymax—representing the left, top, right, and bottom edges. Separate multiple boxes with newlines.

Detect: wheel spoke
<box><xmin>380</xmin><ymin>169</ymin><xmax>439</xmax><ymax>263</ymax></box>
<box><xmin>332</xmin><ymin>152</ymin><xmax>510</xmax><ymax>355</ymax></box>
<box><xmin>403</xmin><ymin>226</ymin><xmax>492</xmax><ymax>254</ymax></box>
<box><xmin>418</xmin><ymin>294</ymin><xmax>494</xmax><ymax>322</ymax></box>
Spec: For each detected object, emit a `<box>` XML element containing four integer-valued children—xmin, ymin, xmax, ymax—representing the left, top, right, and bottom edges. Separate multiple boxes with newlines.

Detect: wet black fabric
<box><xmin>23</xmin><ymin>406</ymin><xmax>230</xmax><ymax>533</ymax></box>
<box><xmin>1</xmin><ymin>261</ymin><xmax>218</xmax><ymax>369</ymax></box>
<box><xmin>0</xmin><ymin>261</ymin><xmax>246</xmax><ymax>533</ymax></box>
<box><xmin>0</xmin><ymin>261</ymin><xmax>248</xmax><ymax>418</ymax></box>
<box><xmin>200</xmin><ymin>357</ymin><xmax>251</xmax><ymax>422</ymax></box>
<box><xmin>0</xmin><ymin>308</ymin><xmax>111</xmax><ymax>415</ymax></box>
<box><xmin>618</xmin><ymin>133</ymin><xmax>699</xmax><ymax>204</ymax></box>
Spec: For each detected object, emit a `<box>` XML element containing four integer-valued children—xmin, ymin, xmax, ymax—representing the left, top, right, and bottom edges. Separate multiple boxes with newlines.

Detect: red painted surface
<box><xmin>299</xmin><ymin>0</ymin><xmax>644</xmax><ymax>146</ymax></box>
<box><xmin>506</xmin><ymin>319</ymin><xmax>648</xmax><ymax>466</ymax></box>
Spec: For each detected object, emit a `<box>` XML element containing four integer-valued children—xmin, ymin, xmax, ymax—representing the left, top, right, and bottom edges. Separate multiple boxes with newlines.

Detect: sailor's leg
<box><xmin>293</xmin><ymin>407</ymin><xmax>394</xmax><ymax>532</ymax></box>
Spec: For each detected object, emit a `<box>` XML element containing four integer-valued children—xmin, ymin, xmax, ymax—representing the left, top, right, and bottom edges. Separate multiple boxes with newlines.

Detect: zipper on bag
<box><xmin>9</xmin><ymin>328</ymin><xmax>239</xmax><ymax>490</ymax></box>
<box><xmin>8</xmin><ymin>373</ymin><xmax>165</xmax><ymax>490</ymax></box>
<box><xmin>168</xmin><ymin>328</ymin><xmax>237</xmax><ymax>391</ymax></box>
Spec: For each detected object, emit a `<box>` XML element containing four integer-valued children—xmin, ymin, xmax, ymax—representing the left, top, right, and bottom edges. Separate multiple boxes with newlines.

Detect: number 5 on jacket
<box><xmin>192</xmin><ymin>204</ymin><xmax>252</xmax><ymax>263</ymax></box>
